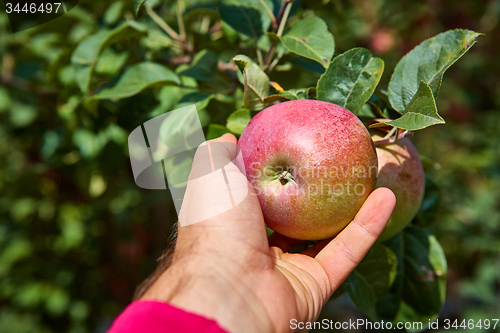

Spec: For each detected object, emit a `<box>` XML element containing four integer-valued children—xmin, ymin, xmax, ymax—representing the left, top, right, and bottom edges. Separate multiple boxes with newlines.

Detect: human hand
<box><xmin>140</xmin><ymin>133</ymin><xmax>396</xmax><ymax>333</ymax></box>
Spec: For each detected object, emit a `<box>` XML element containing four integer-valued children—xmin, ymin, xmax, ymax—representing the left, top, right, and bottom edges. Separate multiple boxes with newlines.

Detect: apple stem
<box><xmin>278</xmin><ymin>169</ymin><xmax>294</xmax><ymax>185</ymax></box>
<box><xmin>382</xmin><ymin>127</ymin><xmax>397</xmax><ymax>140</ymax></box>
<box><xmin>373</xmin><ymin>130</ymin><xmax>414</xmax><ymax>146</ymax></box>
<box><xmin>394</xmin><ymin>126</ymin><xmax>400</xmax><ymax>143</ymax></box>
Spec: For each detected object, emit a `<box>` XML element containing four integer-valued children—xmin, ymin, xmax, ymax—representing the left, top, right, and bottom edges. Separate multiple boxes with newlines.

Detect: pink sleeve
<box><xmin>107</xmin><ymin>300</ymin><xmax>229</xmax><ymax>333</ymax></box>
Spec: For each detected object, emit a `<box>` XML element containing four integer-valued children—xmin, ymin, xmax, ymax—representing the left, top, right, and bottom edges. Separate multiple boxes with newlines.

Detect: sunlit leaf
<box><xmin>317</xmin><ymin>48</ymin><xmax>384</xmax><ymax>114</ymax></box>
<box><xmin>226</xmin><ymin>109</ymin><xmax>251</xmax><ymax>135</ymax></box>
<box><xmin>385</xmin><ymin>81</ymin><xmax>445</xmax><ymax>130</ymax></box>
<box><xmin>206</xmin><ymin>124</ymin><xmax>231</xmax><ymax>140</ymax></box>
<box><xmin>233</xmin><ymin>55</ymin><xmax>270</xmax><ymax>111</ymax></box>
<box><xmin>388</xmin><ymin>29</ymin><xmax>482</xmax><ymax>113</ymax></box>
<box><xmin>281</xmin><ymin>16</ymin><xmax>334</xmax><ymax>68</ymax></box>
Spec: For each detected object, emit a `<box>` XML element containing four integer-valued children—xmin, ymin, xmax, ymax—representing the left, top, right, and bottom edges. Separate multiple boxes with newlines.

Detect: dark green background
<box><xmin>0</xmin><ymin>0</ymin><xmax>498</xmax><ymax>332</ymax></box>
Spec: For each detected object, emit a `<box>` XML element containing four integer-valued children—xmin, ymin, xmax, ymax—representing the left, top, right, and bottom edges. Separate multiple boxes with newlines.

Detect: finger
<box><xmin>268</xmin><ymin>232</ymin><xmax>305</xmax><ymax>252</ymax></box>
<box><xmin>187</xmin><ymin>133</ymin><xmax>238</xmax><ymax>180</ymax></box>
<box><xmin>314</xmin><ymin>187</ymin><xmax>396</xmax><ymax>294</ymax></box>
<box><xmin>178</xmin><ymin>133</ymin><xmax>251</xmax><ymax>226</ymax></box>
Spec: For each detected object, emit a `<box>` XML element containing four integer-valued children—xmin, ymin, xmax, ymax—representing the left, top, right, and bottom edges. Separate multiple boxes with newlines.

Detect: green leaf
<box><xmin>264</xmin><ymin>87</ymin><xmax>316</xmax><ymax>103</ymax></box>
<box><xmin>385</xmin><ymin>81</ymin><xmax>445</xmax><ymax>130</ymax></box>
<box><xmin>164</xmin><ymin>156</ymin><xmax>193</xmax><ymax>189</ymax></box>
<box><xmin>179</xmin><ymin>50</ymin><xmax>218</xmax><ymax>81</ymax></box>
<box><xmin>345</xmin><ymin>243</ymin><xmax>398</xmax><ymax>321</ymax></box>
<box><xmin>84</xmin><ymin>62</ymin><xmax>180</xmax><ymax>111</ymax></box>
<box><xmin>317</xmin><ymin>48</ymin><xmax>384</xmax><ymax>115</ymax></box>
<box><xmin>206</xmin><ymin>124</ymin><xmax>231</xmax><ymax>140</ymax></box>
<box><xmin>71</xmin><ymin>21</ymin><xmax>147</xmax><ymax>93</ymax></box>
<box><xmin>134</xmin><ymin>0</ymin><xmax>148</xmax><ymax>15</ymax></box>
<box><xmin>217</xmin><ymin>0</ymin><xmax>274</xmax><ymax>39</ymax></box>
<box><xmin>388</xmin><ymin>29</ymin><xmax>482</xmax><ymax>113</ymax></box>
<box><xmin>233</xmin><ymin>55</ymin><xmax>270</xmax><ymax>111</ymax></box>
<box><xmin>377</xmin><ymin>227</ymin><xmax>447</xmax><ymax>327</ymax></box>
<box><xmin>95</xmin><ymin>48</ymin><xmax>128</xmax><ymax>76</ymax></box>
<box><xmin>159</xmin><ymin>105</ymin><xmax>207</xmax><ymax>150</ymax></box>
<box><xmin>142</xmin><ymin>28</ymin><xmax>173</xmax><ymax>51</ymax></box>
<box><xmin>416</xmin><ymin>176</ymin><xmax>441</xmax><ymax>227</ymax></box>
<box><xmin>177</xmin><ymin>92</ymin><xmax>216</xmax><ymax>113</ymax></box>
<box><xmin>281</xmin><ymin>16</ymin><xmax>334</xmax><ymax>68</ymax></box>
<box><xmin>226</xmin><ymin>109</ymin><xmax>251</xmax><ymax>135</ymax></box>
<box><xmin>345</xmin><ymin>270</ymin><xmax>378</xmax><ymax>320</ymax></box>
<box><xmin>233</xmin><ymin>54</ymin><xmax>253</xmax><ymax>72</ymax></box>
<box><xmin>402</xmin><ymin>227</ymin><xmax>447</xmax><ymax>316</ymax></box>
<box><xmin>184</xmin><ymin>4</ymin><xmax>220</xmax><ymax>22</ymax></box>
<box><xmin>103</xmin><ymin>1</ymin><xmax>124</xmax><ymax>25</ymax></box>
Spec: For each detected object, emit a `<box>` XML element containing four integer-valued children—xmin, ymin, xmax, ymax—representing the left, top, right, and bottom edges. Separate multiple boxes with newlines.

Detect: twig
<box><xmin>276</xmin><ymin>2</ymin><xmax>292</xmax><ymax>37</ymax></box>
<box><xmin>256</xmin><ymin>48</ymin><xmax>264</xmax><ymax>67</ymax></box>
<box><xmin>258</xmin><ymin>0</ymin><xmax>277</xmax><ymax>30</ymax></box>
<box><xmin>168</xmin><ymin>55</ymin><xmax>192</xmax><ymax>65</ymax></box>
<box><xmin>268</xmin><ymin>49</ymin><xmax>285</xmax><ymax>72</ymax></box>
<box><xmin>146</xmin><ymin>6</ymin><xmax>182</xmax><ymax>41</ymax></box>
<box><xmin>177</xmin><ymin>0</ymin><xmax>186</xmax><ymax>42</ymax></box>
<box><xmin>382</xmin><ymin>127</ymin><xmax>396</xmax><ymax>140</ymax></box>
<box><xmin>275</xmin><ymin>0</ymin><xmax>293</xmax><ymax>27</ymax></box>
<box><xmin>264</xmin><ymin>0</ymin><xmax>293</xmax><ymax>69</ymax></box>
<box><xmin>264</xmin><ymin>44</ymin><xmax>276</xmax><ymax>67</ymax></box>
<box><xmin>393</xmin><ymin>126</ymin><xmax>400</xmax><ymax>143</ymax></box>
<box><xmin>373</xmin><ymin>130</ymin><xmax>414</xmax><ymax>146</ymax></box>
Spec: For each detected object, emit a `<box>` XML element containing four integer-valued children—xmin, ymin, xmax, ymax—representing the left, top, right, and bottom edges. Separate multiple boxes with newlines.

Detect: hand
<box><xmin>141</xmin><ymin>133</ymin><xmax>396</xmax><ymax>333</ymax></box>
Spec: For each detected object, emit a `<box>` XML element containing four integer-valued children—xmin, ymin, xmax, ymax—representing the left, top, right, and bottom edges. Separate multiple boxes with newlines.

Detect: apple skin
<box><xmin>372</xmin><ymin>131</ymin><xmax>425</xmax><ymax>242</ymax></box>
<box><xmin>237</xmin><ymin>100</ymin><xmax>378</xmax><ymax>240</ymax></box>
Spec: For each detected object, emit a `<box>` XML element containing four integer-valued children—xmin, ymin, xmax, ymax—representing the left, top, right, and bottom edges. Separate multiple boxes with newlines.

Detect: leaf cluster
<box><xmin>0</xmin><ymin>0</ymin><xmax>485</xmax><ymax>331</ymax></box>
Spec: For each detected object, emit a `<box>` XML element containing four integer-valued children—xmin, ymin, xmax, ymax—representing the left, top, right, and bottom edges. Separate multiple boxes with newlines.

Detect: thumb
<box><xmin>188</xmin><ymin>133</ymin><xmax>238</xmax><ymax>180</ymax></box>
<box><xmin>178</xmin><ymin>133</ymin><xmax>250</xmax><ymax>227</ymax></box>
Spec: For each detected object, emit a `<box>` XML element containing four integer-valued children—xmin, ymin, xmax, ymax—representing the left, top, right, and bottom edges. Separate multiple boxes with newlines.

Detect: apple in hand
<box><xmin>371</xmin><ymin>130</ymin><xmax>425</xmax><ymax>242</ymax></box>
<box><xmin>237</xmin><ymin>100</ymin><xmax>378</xmax><ymax>240</ymax></box>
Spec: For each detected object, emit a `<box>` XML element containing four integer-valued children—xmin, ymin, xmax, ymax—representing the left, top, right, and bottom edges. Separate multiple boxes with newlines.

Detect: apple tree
<box><xmin>85</xmin><ymin>0</ymin><xmax>481</xmax><ymax>329</ymax></box>
<box><xmin>0</xmin><ymin>0</ymin><xmax>487</xmax><ymax>331</ymax></box>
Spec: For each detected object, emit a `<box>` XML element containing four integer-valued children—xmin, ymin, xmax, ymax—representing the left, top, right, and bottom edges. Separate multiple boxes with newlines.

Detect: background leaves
<box><xmin>217</xmin><ymin>0</ymin><xmax>274</xmax><ymax>39</ymax></box>
<box><xmin>345</xmin><ymin>243</ymin><xmax>397</xmax><ymax>321</ymax></box>
<box><xmin>71</xmin><ymin>21</ymin><xmax>147</xmax><ymax>93</ymax></box>
<box><xmin>85</xmin><ymin>62</ymin><xmax>180</xmax><ymax>111</ymax></box>
<box><xmin>0</xmin><ymin>0</ymin><xmax>497</xmax><ymax>332</ymax></box>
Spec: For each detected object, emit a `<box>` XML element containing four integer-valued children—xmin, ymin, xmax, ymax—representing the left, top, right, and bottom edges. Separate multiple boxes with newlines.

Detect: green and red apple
<box><xmin>237</xmin><ymin>100</ymin><xmax>378</xmax><ymax>240</ymax></box>
<box><xmin>371</xmin><ymin>130</ymin><xmax>425</xmax><ymax>241</ymax></box>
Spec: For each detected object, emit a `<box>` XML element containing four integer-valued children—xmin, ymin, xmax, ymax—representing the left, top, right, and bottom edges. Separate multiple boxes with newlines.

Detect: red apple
<box><xmin>237</xmin><ymin>100</ymin><xmax>378</xmax><ymax>240</ymax></box>
<box><xmin>372</xmin><ymin>131</ymin><xmax>425</xmax><ymax>241</ymax></box>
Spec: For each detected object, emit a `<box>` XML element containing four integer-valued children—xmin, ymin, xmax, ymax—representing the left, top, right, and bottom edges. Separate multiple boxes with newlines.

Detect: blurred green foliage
<box><xmin>0</xmin><ymin>0</ymin><xmax>498</xmax><ymax>332</ymax></box>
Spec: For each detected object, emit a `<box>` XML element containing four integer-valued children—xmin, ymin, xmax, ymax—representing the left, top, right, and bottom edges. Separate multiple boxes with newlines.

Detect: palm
<box><xmin>202</xmin><ymin>178</ymin><xmax>394</xmax><ymax>333</ymax></box>
<box><xmin>144</xmin><ymin>135</ymin><xmax>395</xmax><ymax>333</ymax></box>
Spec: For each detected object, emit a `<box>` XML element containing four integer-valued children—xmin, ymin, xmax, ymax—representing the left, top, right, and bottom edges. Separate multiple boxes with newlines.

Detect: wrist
<box><xmin>141</xmin><ymin>256</ymin><xmax>272</xmax><ymax>333</ymax></box>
